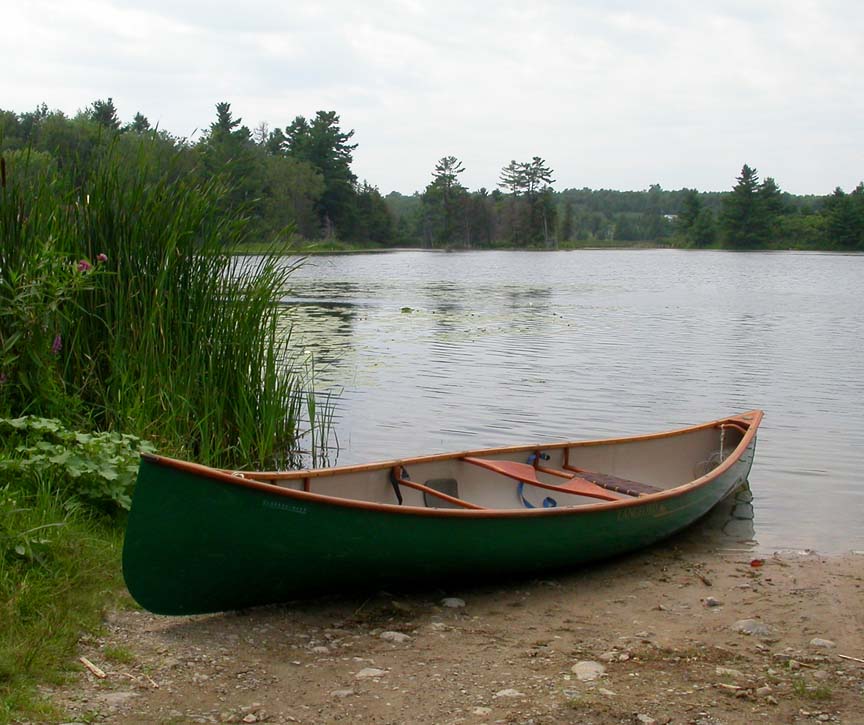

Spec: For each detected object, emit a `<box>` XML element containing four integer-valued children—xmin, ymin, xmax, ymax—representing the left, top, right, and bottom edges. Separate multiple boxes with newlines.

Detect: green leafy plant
<box><xmin>0</xmin><ymin>492</ymin><xmax>63</xmax><ymax>566</ymax></box>
<box><xmin>0</xmin><ymin>416</ymin><xmax>154</xmax><ymax>512</ymax></box>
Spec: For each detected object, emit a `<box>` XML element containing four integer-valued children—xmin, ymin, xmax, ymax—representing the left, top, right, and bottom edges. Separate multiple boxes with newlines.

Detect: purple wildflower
<box><xmin>51</xmin><ymin>334</ymin><xmax>62</xmax><ymax>356</ymax></box>
<box><xmin>77</xmin><ymin>259</ymin><xmax>92</xmax><ymax>273</ymax></box>
<box><xmin>96</xmin><ymin>253</ymin><xmax>108</xmax><ymax>263</ymax></box>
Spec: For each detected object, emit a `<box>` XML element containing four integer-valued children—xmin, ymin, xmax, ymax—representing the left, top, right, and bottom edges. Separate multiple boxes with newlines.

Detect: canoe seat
<box><xmin>566</xmin><ymin>470</ymin><xmax>662</xmax><ymax>498</ymax></box>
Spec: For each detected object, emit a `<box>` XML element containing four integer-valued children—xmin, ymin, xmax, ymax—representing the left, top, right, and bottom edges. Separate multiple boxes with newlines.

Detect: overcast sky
<box><xmin>3</xmin><ymin>1</ymin><xmax>862</xmax><ymax>195</ymax></box>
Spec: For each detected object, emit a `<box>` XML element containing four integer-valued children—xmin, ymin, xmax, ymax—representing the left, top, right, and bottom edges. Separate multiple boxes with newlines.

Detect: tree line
<box><xmin>0</xmin><ymin>99</ymin><xmax>394</xmax><ymax>245</ymax></box>
<box><xmin>2</xmin><ymin>99</ymin><xmax>862</xmax><ymax>250</ymax></box>
<box><xmin>393</xmin><ymin>159</ymin><xmax>864</xmax><ymax>250</ymax></box>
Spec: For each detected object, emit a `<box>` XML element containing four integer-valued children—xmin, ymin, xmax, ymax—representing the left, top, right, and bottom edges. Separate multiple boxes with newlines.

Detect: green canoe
<box><xmin>123</xmin><ymin>410</ymin><xmax>762</xmax><ymax>615</ymax></box>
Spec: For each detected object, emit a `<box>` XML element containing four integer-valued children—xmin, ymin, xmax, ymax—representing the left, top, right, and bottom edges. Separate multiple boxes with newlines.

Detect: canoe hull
<box><xmin>123</xmin><ymin>419</ymin><xmax>758</xmax><ymax>615</ymax></box>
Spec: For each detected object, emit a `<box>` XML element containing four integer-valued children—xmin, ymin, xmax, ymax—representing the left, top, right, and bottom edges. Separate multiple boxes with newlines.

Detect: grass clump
<box><xmin>791</xmin><ymin>676</ymin><xmax>833</xmax><ymax>701</ymax></box>
<box><xmin>0</xmin><ymin>472</ymin><xmax>122</xmax><ymax>721</ymax></box>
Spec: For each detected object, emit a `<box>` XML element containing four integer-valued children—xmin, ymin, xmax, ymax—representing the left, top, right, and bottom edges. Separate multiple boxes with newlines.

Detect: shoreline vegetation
<box><xmin>229</xmin><ymin>238</ymin><xmax>864</xmax><ymax>256</ymax></box>
<box><xmin>0</xmin><ymin>130</ymin><xmax>328</xmax><ymax>720</ymax></box>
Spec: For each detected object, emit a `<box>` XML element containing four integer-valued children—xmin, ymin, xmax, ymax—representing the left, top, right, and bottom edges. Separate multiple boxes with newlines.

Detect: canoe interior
<box><xmin>237</xmin><ymin>416</ymin><xmax>752</xmax><ymax>511</ymax></box>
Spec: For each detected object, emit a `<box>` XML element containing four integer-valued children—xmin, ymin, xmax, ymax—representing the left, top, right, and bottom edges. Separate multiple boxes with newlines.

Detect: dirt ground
<box><xmin>44</xmin><ymin>527</ymin><xmax>864</xmax><ymax>725</ymax></box>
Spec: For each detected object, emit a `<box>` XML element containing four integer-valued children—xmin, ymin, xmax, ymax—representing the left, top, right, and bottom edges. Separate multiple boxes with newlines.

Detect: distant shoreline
<box><xmin>229</xmin><ymin>242</ymin><xmax>858</xmax><ymax>256</ymax></box>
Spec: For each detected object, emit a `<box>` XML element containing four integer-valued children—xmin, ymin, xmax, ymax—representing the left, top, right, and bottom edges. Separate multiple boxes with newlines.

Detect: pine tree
<box><xmin>90</xmin><ymin>98</ymin><xmax>120</xmax><ymax>131</ymax></box>
<box><xmin>720</xmin><ymin>164</ymin><xmax>766</xmax><ymax>247</ymax></box>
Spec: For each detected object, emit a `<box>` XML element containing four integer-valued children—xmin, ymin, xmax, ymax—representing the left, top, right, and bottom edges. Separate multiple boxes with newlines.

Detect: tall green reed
<box><xmin>1</xmin><ymin>141</ymin><xmax>325</xmax><ymax>468</ymax></box>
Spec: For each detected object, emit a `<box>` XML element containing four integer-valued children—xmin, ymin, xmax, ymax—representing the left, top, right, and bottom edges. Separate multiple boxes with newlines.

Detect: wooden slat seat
<box><xmin>561</xmin><ymin>450</ymin><xmax>662</xmax><ymax>497</ymax></box>
<box><xmin>568</xmin><ymin>470</ymin><xmax>662</xmax><ymax>497</ymax></box>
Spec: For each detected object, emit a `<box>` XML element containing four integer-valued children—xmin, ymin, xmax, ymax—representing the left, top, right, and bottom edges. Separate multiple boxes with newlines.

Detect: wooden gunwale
<box><xmin>141</xmin><ymin>410</ymin><xmax>762</xmax><ymax>519</ymax></box>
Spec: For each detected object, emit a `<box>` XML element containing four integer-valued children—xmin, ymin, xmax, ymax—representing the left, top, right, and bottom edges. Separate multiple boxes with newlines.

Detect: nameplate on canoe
<box><xmin>616</xmin><ymin>502</ymin><xmax>669</xmax><ymax>521</ymax></box>
<box><xmin>262</xmin><ymin>500</ymin><xmax>308</xmax><ymax>515</ymax></box>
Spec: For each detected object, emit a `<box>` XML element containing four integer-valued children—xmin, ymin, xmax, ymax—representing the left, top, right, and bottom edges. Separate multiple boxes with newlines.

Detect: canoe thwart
<box><xmin>390</xmin><ymin>467</ymin><xmax>486</xmax><ymax>510</ymax></box>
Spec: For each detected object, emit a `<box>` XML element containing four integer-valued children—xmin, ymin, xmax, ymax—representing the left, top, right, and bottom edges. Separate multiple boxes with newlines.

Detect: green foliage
<box><xmin>1</xmin><ymin>140</ymin><xmax>326</xmax><ymax>469</ymax></box>
<box><xmin>0</xmin><ymin>491</ymin><xmax>63</xmax><ymax>566</ymax></box>
<box><xmin>283</xmin><ymin>111</ymin><xmax>359</xmax><ymax>238</ymax></box>
<box><xmin>0</xmin><ymin>416</ymin><xmax>154</xmax><ymax>512</ymax></box>
<box><xmin>496</xmin><ymin>157</ymin><xmax>556</xmax><ymax>246</ymax></box>
<box><xmin>0</xmin><ymin>102</ymin><xmax>337</xmax><ymax>721</ymax></box>
<box><xmin>675</xmin><ymin>190</ymin><xmax>717</xmax><ymax>247</ymax></box>
<box><xmin>0</xmin><ymin>158</ymin><xmax>107</xmax><ymax>419</ymax></box>
<box><xmin>0</xmin><ymin>472</ymin><xmax>122</xmax><ymax>721</ymax></box>
<box><xmin>89</xmin><ymin>98</ymin><xmax>121</xmax><ymax>132</ymax></box>
<box><xmin>421</xmin><ymin>156</ymin><xmax>469</xmax><ymax>245</ymax></box>
<box><xmin>824</xmin><ymin>185</ymin><xmax>864</xmax><ymax>249</ymax></box>
<box><xmin>719</xmin><ymin>165</ymin><xmax>793</xmax><ymax>248</ymax></box>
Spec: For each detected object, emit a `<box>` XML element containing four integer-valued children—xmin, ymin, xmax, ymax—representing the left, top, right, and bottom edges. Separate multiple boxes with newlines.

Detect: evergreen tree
<box><xmin>354</xmin><ymin>182</ymin><xmax>394</xmax><ymax>244</ymax></box>
<box><xmin>690</xmin><ymin>208</ymin><xmax>717</xmax><ymax>247</ymax></box>
<box><xmin>559</xmin><ymin>200</ymin><xmax>574</xmax><ymax>242</ymax></box>
<box><xmin>676</xmin><ymin>190</ymin><xmax>702</xmax><ymax>238</ymax></box>
<box><xmin>421</xmin><ymin>156</ymin><xmax>468</xmax><ymax>245</ymax></box>
<box><xmin>198</xmin><ymin>102</ymin><xmax>263</xmax><ymax>229</ymax></box>
<box><xmin>720</xmin><ymin>164</ymin><xmax>768</xmax><ymax>247</ymax></box>
<box><xmin>125</xmin><ymin>112</ymin><xmax>151</xmax><ymax>133</ymax></box>
<box><xmin>523</xmin><ymin>157</ymin><xmax>555</xmax><ymax>245</ymax></box>
<box><xmin>284</xmin><ymin>111</ymin><xmax>358</xmax><ymax>238</ymax></box>
<box><xmin>498</xmin><ymin>160</ymin><xmax>524</xmax><ymax>196</ymax></box>
<box><xmin>89</xmin><ymin>98</ymin><xmax>121</xmax><ymax>131</ymax></box>
<box><xmin>825</xmin><ymin>187</ymin><xmax>861</xmax><ymax>249</ymax></box>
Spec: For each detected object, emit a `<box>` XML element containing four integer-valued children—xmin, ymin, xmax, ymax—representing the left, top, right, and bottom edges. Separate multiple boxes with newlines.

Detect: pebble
<box><xmin>494</xmin><ymin>688</ymin><xmax>525</xmax><ymax>698</ymax></box>
<box><xmin>703</xmin><ymin>597</ymin><xmax>722</xmax><ymax>608</ymax></box>
<box><xmin>330</xmin><ymin>689</ymin><xmax>355</xmax><ymax>698</ymax></box>
<box><xmin>311</xmin><ymin>646</ymin><xmax>329</xmax><ymax>654</ymax></box>
<box><xmin>756</xmin><ymin>686</ymin><xmax>773</xmax><ymax>697</ymax></box>
<box><xmin>715</xmin><ymin>667</ymin><xmax>745</xmax><ymax>679</ymax></box>
<box><xmin>636</xmin><ymin>715</ymin><xmax>657</xmax><ymax>724</ymax></box>
<box><xmin>571</xmin><ymin>661</ymin><xmax>606</xmax><ymax>681</ymax></box>
<box><xmin>441</xmin><ymin>597</ymin><xmax>466</xmax><ymax>608</ymax></box>
<box><xmin>380</xmin><ymin>631</ymin><xmax>411</xmax><ymax>643</ymax></box>
<box><xmin>473</xmin><ymin>706</ymin><xmax>493</xmax><ymax>715</ymax></box>
<box><xmin>809</xmin><ymin>638</ymin><xmax>836</xmax><ymax>649</ymax></box>
<box><xmin>599</xmin><ymin>651</ymin><xmax>618</xmax><ymax>662</ymax></box>
<box><xmin>733</xmin><ymin>619</ymin><xmax>773</xmax><ymax>636</ymax></box>
<box><xmin>355</xmin><ymin>667</ymin><xmax>388</xmax><ymax>679</ymax></box>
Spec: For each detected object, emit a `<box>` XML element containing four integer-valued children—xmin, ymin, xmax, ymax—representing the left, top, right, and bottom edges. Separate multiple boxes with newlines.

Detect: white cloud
<box><xmin>3</xmin><ymin>0</ymin><xmax>862</xmax><ymax>194</ymax></box>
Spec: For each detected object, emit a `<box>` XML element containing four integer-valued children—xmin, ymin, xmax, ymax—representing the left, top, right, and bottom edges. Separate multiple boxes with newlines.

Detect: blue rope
<box><xmin>517</xmin><ymin>481</ymin><xmax>557</xmax><ymax>509</ymax></box>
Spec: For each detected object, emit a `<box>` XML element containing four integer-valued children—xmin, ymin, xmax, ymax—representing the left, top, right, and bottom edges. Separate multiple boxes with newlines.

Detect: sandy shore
<box><xmin>47</xmin><ymin>525</ymin><xmax>864</xmax><ymax>725</ymax></box>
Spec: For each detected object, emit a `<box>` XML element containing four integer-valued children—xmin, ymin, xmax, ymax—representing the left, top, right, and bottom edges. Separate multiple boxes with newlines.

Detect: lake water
<box><xmin>279</xmin><ymin>249</ymin><xmax>864</xmax><ymax>554</ymax></box>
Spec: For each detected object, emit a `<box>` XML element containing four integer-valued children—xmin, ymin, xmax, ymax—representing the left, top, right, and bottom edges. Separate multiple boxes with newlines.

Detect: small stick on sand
<box><xmin>79</xmin><ymin>656</ymin><xmax>107</xmax><ymax>679</ymax></box>
<box><xmin>838</xmin><ymin>654</ymin><xmax>864</xmax><ymax>665</ymax></box>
